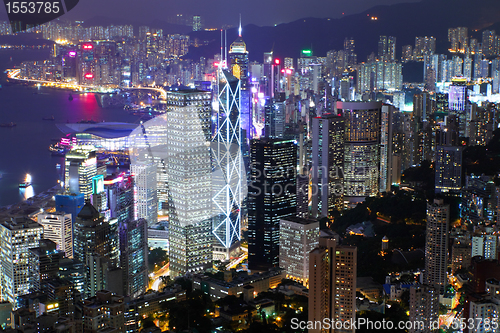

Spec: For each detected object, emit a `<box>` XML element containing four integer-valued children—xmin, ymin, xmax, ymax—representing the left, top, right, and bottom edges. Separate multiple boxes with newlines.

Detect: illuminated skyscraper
<box><xmin>435</xmin><ymin>145</ymin><xmax>462</xmax><ymax>193</ymax></box>
<box><xmin>73</xmin><ymin>202</ymin><xmax>113</xmax><ymax>298</ymax></box>
<box><xmin>264</xmin><ymin>98</ymin><xmax>285</xmax><ymax>139</ymax></box>
<box><xmin>212</xmin><ymin>68</ymin><xmax>243</xmax><ymax>261</ymax></box>
<box><xmin>279</xmin><ymin>217</ymin><xmax>319</xmax><ymax>287</ymax></box>
<box><xmin>118</xmin><ymin>218</ymin><xmax>148</xmax><ymax>298</ymax></box>
<box><xmin>229</xmin><ymin>29</ymin><xmax>249</xmax><ymax>90</ymax></box>
<box><xmin>378</xmin><ymin>36</ymin><xmax>396</xmax><ymax>61</ymax></box>
<box><xmin>77</xmin><ymin>42</ymin><xmax>96</xmax><ymax>85</ymax></box>
<box><xmin>64</xmin><ymin>145</ymin><xmax>97</xmax><ymax>200</ymax></box>
<box><xmin>448</xmin><ymin>77</ymin><xmax>468</xmax><ymax>137</ymax></box>
<box><xmin>309</xmin><ymin>237</ymin><xmax>357</xmax><ymax>333</ymax></box>
<box><xmin>229</xmin><ymin>25</ymin><xmax>251</xmax><ymax>143</ymax></box>
<box><xmin>425</xmin><ymin>199</ymin><xmax>449</xmax><ymax>292</ymax></box>
<box><xmin>166</xmin><ymin>89</ymin><xmax>213</xmax><ymax>277</ymax></box>
<box><xmin>380</xmin><ymin>105</ymin><xmax>394</xmax><ymax>193</ymax></box>
<box><xmin>337</xmin><ymin>101</ymin><xmax>381</xmax><ymax>205</ymax></box>
<box><xmin>312</xmin><ymin>114</ymin><xmax>345</xmax><ymax>217</ymax></box>
<box><xmin>0</xmin><ymin>217</ymin><xmax>43</xmax><ymax>309</ymax></box>
<box><xmin>131</xmin><ymin>162</ymin><xmax>157</xmax><ymax>226</ymax></box>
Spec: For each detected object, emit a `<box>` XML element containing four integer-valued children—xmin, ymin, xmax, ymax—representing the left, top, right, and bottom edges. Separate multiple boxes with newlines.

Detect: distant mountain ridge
<box><xmin>186</xmin><ymin>0</ymin><xmax>500</xmax><ymax>62</ymax></box>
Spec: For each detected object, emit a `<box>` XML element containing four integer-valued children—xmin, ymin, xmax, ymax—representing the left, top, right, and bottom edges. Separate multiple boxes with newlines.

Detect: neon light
<box><xmin>68</xmin><ymin>51</ymin><xmax>76</xmax><ymax>57</ymax></box>
<box><xmin>103</xmin><ymin>176</ymin><xmax>124</xmax><ymax>185</ymax></box>
<box><xmin>286</xmin><ymin>69</ymin><xmax>292</xmax><ymax>74</ymax></box>
<box><xmin>84</xmin><ymin>73</ymin><xmax>94</xmax><ymax>79</ymax></box>
<box><xmin>82</xmin><ymin>44</ymin><xmax>93</xmax><ymax>50</ymax></box>
<box><xmin>274</xmin><ymin>59</ymin><xmax>280</xmax><ymax>65</ymax></box>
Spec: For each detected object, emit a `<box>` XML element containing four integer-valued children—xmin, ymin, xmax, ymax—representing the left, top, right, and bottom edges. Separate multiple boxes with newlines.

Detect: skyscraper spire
<box><xmin>238</xmin><ymin>14</ymin><xmax>242</xmax><ymax>37</ymax></box>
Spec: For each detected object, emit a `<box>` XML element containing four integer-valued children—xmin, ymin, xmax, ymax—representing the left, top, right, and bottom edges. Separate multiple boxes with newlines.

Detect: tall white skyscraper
<box><xmin>166</xmin><ymin>89</ymin><xmax>213</xmax><ymax>277</ymax></box>
<box><xmin>37</xmin><ymin>211</ymin><xmax>73</xmax><ymax>258</ymax></box>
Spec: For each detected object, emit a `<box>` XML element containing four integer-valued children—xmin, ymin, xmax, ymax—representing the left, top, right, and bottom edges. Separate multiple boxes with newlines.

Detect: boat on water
<box><xmin>69</xmin><ymin>93</ymin><xmax>73</xmax><ymax>101</ymax></box>
<box><xmin>19</xmin><ymin>174</ymin><xmax>32</xmax><ymax>188</ymax></box>
<box><xmin>49</xmin><ymin>143</ymin><xmax>71</xmax><ymax>156</ymax></box>
<box><xmin>42</xmin><ymin>115</ymin><xmax>55</xmax><ymax>121</ymax></box>
<box><xmin>77</xmin><ymin>119</ymin><xmax>97</xmax><ymax>124</ymax></box>
<box><xmin>0</xmin><ymin>122</ymin><xmax>16</xmax><ymax>127</ymax></box>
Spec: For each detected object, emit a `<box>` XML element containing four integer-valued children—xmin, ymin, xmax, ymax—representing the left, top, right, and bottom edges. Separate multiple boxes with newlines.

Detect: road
<box><xmin>6</xmin><ymin>69</ymin><xmax>167</xmax><ymax>99</ymax></box>
<box><xmin>150</xmin><ymin>262</ymin><xmax>170</xmax><ymax>291</ymax></box>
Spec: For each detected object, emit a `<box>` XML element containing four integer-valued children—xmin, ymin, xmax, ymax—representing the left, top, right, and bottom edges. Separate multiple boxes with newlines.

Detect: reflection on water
<box><xmin>20</xmin><ymin>185</ymin><xmax>35</xmax><ymax>201</ymax></box>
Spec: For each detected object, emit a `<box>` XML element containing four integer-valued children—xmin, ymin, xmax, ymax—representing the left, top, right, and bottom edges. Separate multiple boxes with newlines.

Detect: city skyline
<box><xmin>3</xmin><ymin>0</ymin><xmax>500</xmax><ymax>331</ymax></box>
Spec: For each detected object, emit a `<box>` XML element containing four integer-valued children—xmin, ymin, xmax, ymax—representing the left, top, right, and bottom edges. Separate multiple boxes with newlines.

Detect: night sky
<box><xmin>1</xmin><ymin>0</ymin><xmax>421</xmax><ymax>28</ymax></box>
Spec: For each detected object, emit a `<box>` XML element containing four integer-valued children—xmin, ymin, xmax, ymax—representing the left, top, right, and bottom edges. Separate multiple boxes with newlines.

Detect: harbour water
<box><xmin>0</xmin><ymin>49</ymin><xmax>139</xmax><ymax>206</ymax></box>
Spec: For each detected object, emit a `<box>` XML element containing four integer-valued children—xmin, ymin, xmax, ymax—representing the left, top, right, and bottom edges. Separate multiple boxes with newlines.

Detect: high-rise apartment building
<box><xmin>279</xmin><ymin>217</ymin><xmax>319</xmax><ymax>287</ymax></box>
<box><xmin>64</xmin><ymin>145</ymin><xmax>97</xmax><ymax>200</ymax></box>
<box><xmin>380</xmin><ymin>104</ymin><xmax>394</xmax><ymax>193</ymax></box>
<box><xmin>378</xmin><ymin>36</ymin><xmax>396</xmax><ymax>61</ymax></box>
<box><xmin>37</xmin><ymin>212</ymin><xmax>73</xmax><ymax>259</ymax></box>
<box><xmin>248</xmin><ymin>138</ymin><xmax>297</xmax><ymax>272</ymax></box>
<box><xmin>166</xmin><ymin>89</ymin><xmax>213</xmax><ymax>277</ymax></box>
<box><xmin>0</xmin><ymin>217</ymin><xmax>44</xmax><ymax>308</ymax></box>
<box><xmin>337</xmin><ymin>101</ymin><xmax>381</xmax><ymax>205</ymax></box>
<box><xmin>312</xmin><ymin>114</ymin><xmax>345</xmax><ymax>217</ymax></box>
<box><xmin>425</xmin><ymin>199</ymin><xmax>449</xmax><ymax>292</ymax></box>
<box><xmin>309</xmin><ymin>237</ymin><xmax>357</xmax><ymax>333</ymax></box>
<box><xmin>409</xmin><ymin>285</ymin><xmax>439</xmax><ymax>333</ymax></box>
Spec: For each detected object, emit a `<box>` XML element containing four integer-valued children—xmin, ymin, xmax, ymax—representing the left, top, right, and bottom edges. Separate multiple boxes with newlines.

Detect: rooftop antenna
<box><xmin>220</xmin><ymin>29</ymin><xmax>223</xmax><ymax>64</ymax></box>
<box><xmin>238</xmin><ymin>14</ymin><xmax>242</xmax><ymax>37</ymax></box>
<box><xmin>224</xmin><ymin>29</ymin><xmax>227</xmax><ymax>68</ymax></box>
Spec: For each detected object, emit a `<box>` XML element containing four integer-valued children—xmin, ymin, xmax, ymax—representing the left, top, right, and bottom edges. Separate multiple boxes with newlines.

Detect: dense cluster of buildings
<box><xmin>4</xmin><ymin>13</ymin><xmax>500</xmax><ymax>332</ymax></box>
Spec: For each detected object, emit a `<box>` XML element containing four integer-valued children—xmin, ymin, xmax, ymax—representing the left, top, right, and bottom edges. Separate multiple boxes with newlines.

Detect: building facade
<box><xmin>248</xmin><ymin>138</ymin><xmax>297</xmax><ymax>272</ymax></box>
<box><xmin>308</xmin><ymin>237</ymin><xmax>357</xmax><ymax>333</ymax></box>
<box><xmin>279</xmin><ymin>217</ymin><xmax>319</xmax><ymax>287</ymax></box>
